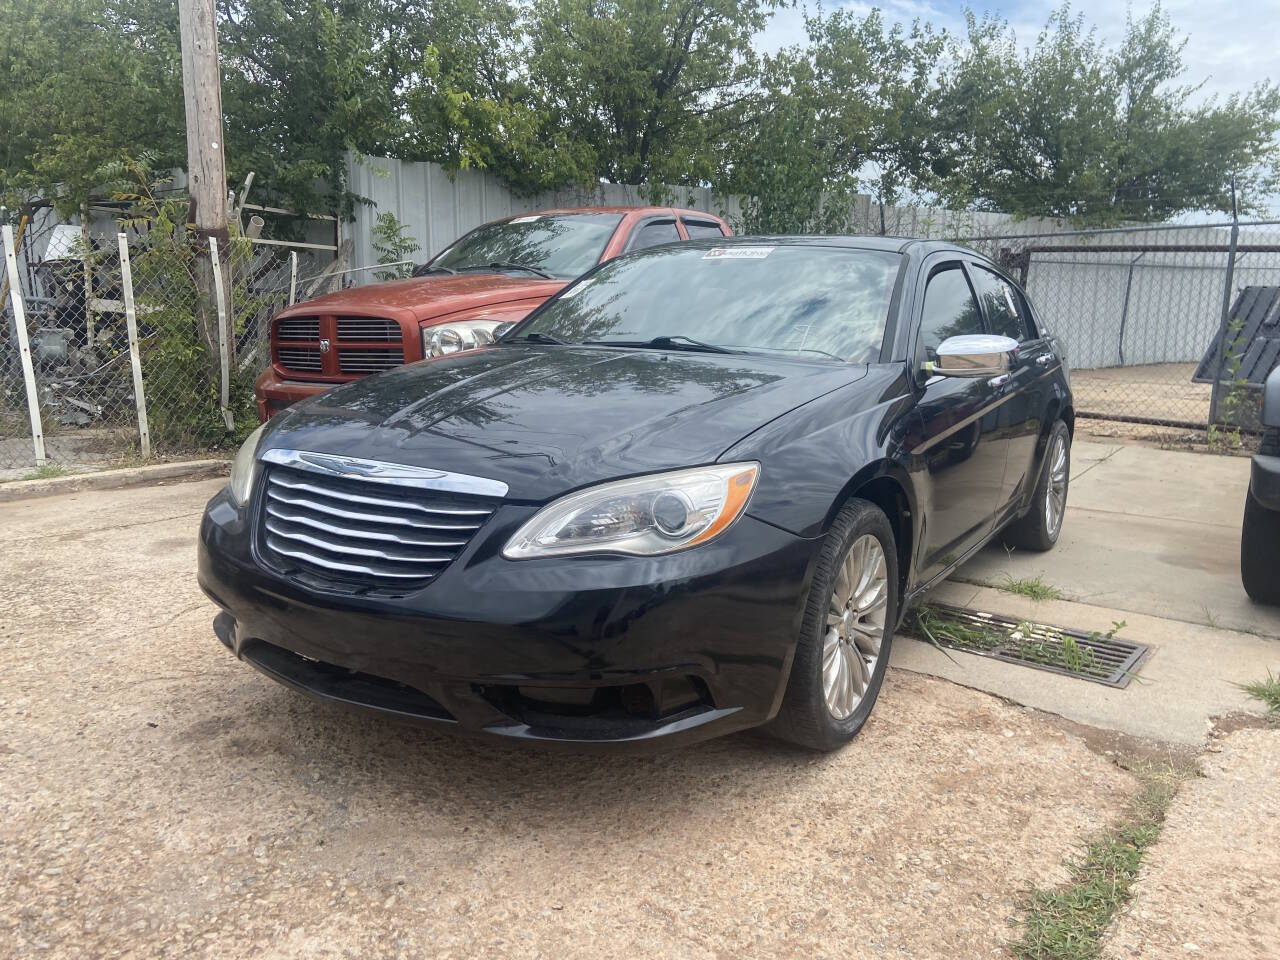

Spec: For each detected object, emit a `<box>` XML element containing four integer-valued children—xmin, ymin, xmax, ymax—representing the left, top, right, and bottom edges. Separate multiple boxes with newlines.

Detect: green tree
<box><xmin>936</xmin><ymin>3</ymin><xmax>1280</xmax><ymax>224</ymax></box>
<box><xmin>526</xmin><ymin>0</ymin><xmax>779</xmax><ymax>190</ymax></box>
<box><xmin>721</xmin><ymin>9</ymin><xmax>946</xmax><ymax>234</ymax></box>
<box><xmin>0</xmin><ymin>0</ymin><xmax>184</xmax><ymax>216</ymax></box>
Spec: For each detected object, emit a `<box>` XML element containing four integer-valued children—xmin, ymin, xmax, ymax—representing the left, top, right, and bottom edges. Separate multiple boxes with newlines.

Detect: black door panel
<box><xmin>968</xmin><ymin>265</ymin><xmax>1052</xmax><ymax>509</ymax></box>
<box><xmin>909</xmin><ymin>261</ymin><xmax>1009</xmax><ymax>581</ymax></box>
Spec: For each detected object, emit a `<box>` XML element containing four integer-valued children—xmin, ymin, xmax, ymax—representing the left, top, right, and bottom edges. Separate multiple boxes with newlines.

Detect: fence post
<box><xmin>1208</xmin><ymin>224</ymin><xmax>1241</xmax><ymax>427</ymax></box>
<box><xmin>208</xmin><ymin>236</ymin><xmax>233</xmax><ymax>432</ymax></box>
<box><xmin>1116</xmin><ymin>252</ymin><xmax>1146</xmax><ymax>367</ymax></box>
<box><xmin>3</xmin><ymin>224</ymin><xmax>46</xmax><ymax>467</ymax></box>
<box><xmin>116</xmin><ymin>233</ymin><xmax>151</xmax><ymax>458</ymax></box>
<box><xmin>287</xmin><ymin>250</ymin><xmax>297</xmax><ymax>306</ymax></box>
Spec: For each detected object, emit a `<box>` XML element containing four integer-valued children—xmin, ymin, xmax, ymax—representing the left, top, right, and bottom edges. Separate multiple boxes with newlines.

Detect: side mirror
<box><xmin>926</xmin><ymin>334</ymin><xmax>1019</xmax><ymax>378</ymax></box>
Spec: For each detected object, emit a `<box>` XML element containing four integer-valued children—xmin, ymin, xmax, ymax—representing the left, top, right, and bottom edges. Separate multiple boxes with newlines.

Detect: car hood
<box><xmin>274</xmin><ymin>274</ymin><xmax>565</xmax><ymax>323</ymax></box>
<box><xmin>263</xmin><ymin>346</ymin><xmax>868</xmax><ymax>501</ymax></box>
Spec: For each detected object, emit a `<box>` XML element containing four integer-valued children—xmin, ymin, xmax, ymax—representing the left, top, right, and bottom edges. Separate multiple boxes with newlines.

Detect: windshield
<box><xmin>513</xmin><ymin>244</ymin><xmax>901</xmax><ymax>362</ymax></box>
<box><xmin>424</xmin><ymin>213</ymin><xmax>624</xmax><ymax>279</ymax></box>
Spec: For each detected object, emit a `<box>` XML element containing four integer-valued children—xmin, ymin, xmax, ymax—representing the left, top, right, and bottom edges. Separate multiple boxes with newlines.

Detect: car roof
<box><xmin>498</xmin><ymin>205</ymin><xmax>727</xmax><ymax>220</ymax></box>
<box><xmin>629</xmin><ymin>234</ymin><xmax>985</xmax><ymax>258</ymax></box>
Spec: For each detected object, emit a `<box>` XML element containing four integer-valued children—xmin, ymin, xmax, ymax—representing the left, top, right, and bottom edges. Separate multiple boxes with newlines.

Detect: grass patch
<box><xmin>21</xmin><ymin>463</ymin><xmax>66</xmax><ymax>481</ymax></box>
<box><xmin>1000</xmin><ymin>575</ymin><xmax>1065</xmax><ymax>601</ymax></box>
<box><xmin>910</xmin><ymin>604</ymin><xmax>1005</xmax><ymax>652</ymax></box>
<box><xmin>1240</xmin><ymin>670</ymin><xmax>1280</xmax><ymax>721</ymax></box>
<box><xmin>906</xmin><ymin>604</ymin><xmax>1126</xmax><ymax>678</ymax></box>
<box><xmin>1014</xmin><ymin>759</ymin><xmax>1194</xmax><ymax>960</ymax></box>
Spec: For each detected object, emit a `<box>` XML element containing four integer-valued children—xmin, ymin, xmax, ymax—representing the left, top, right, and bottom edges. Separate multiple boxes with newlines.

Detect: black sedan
<box><xmin>198</xmin><ymin>237</ymin><xmax>1073</xmax><ymax>751</ymax></box>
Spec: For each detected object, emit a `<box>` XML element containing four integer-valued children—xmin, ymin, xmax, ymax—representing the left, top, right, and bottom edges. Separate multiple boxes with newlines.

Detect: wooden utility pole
<box><xmin>178</xmin><ymin>0</ymin><xmax>233</xmax><ymax>367</ymax></box>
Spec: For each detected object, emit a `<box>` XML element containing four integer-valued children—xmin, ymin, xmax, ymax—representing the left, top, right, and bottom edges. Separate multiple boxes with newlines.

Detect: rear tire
<box><xmin>1242</xmin><ymin>487</ymin><xmax>1280</xmax><ymax>605</ymax></box>
<box><xmin>1002</xmin><ymin>420</ymin><xmax>1071</xmax><ymax>552</ymax></box>
<box><xmin>769</xmin><ymin>499</ymin><xmax>897</xmax><ymax>752</ymax></box>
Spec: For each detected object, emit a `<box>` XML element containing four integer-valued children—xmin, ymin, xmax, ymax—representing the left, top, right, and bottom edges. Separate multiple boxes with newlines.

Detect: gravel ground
<box><xmin>1</xmin><ymin>479</ymin><xmax>1140</xmax><ymax>959</ymax></box>
<box><xmin>1102</xmin><ymin>727</ymin><xmax>1280</xmax><ymax>959</ymax></box>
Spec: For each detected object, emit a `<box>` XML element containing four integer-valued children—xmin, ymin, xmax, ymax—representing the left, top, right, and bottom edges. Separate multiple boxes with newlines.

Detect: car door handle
<box><xmin>988</xmin><ymin>373</ymin><xmax>1012</xmax><ymax>389</ymax></box>
<box><xmin>1035</xmin><ymin>354</ymin><xmax>1054</xmax><ymax>367</ymax></box>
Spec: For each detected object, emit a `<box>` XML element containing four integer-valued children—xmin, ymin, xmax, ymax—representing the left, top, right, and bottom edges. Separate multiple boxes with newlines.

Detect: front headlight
<box><xmin>422</xmin><ymin>319</ymin><xmax>505</xmax><ymax>357</ymax></box>
<box><xmin>228</xmin><ymin>423</ymin><xmax>267</xmax><ymax>506</ymax></box>
<box><xmin>503</xmin><ymin>462</ymin><xmax>760</xmax><ymax>559</ymax></box>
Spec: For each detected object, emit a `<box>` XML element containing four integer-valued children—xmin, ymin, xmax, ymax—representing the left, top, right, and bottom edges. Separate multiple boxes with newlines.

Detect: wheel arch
<box><xmin>824</xmin><ymin>461</ymin><xmax>916</xmax><ymax>604</ymax></box>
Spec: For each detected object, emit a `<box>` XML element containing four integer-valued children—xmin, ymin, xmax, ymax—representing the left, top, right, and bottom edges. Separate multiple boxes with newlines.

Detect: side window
<box><xmin>681</xmin><ymin>218</ymin><xmax>726</xmax><ymax>240</ymax></box>
<box><xmin>627</xmin><ymin>219</ymin><xmax>680</xmax><ymax>251</ymax></box>
<box><xmin>970</xmin><ymin>266</ymin><xmax>1033</xmax><ymax>342</ymax></box>
<box><xmin>917</xmin><ymin>264</ymin><xmax>984</xmax><ymax>362</ymax></box>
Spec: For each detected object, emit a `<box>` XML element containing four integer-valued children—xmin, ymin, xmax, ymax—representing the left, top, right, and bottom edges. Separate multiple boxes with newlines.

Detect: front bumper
<box><xmin>254</xmin><ymin>367</ymin><xmax>338</xmax><ymax>422</ymax></box>
<box><xmin>1250</xmin><ymin>453</ymin><xmax>1280</xmax><ymax>511</ymax></box>
<box><xmin>198</xmin><ymin>485</ymin><xmax>818</xmax><ymax>750</ymax></box>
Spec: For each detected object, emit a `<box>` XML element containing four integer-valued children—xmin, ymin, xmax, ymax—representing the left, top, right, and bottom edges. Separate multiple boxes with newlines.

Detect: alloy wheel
<box><xmin>1045</xmin><ymin>433</ymin><xmax>1069</xmax><ymax>539</ymax></box>
<box><xmin>822</xmin><ymin>534</ymin><xmax>888</xmax><ymax>720</ymax></box>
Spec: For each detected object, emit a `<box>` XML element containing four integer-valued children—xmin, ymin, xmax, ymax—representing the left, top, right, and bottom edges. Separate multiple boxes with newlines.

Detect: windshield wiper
<box><xmin>413</xmin><ymin>264</ymin><xmax>456</xmax><ymax>276</ymax></box>
<box><xmin>466</xmin><ymin>260</ymin><xmax>556</xmax><ymax>280</ymax></box>
<box><xmin>586</xmin><ymin>335</ymin><xmax>736</xmax><ymax>355</ymax></box>
<box><xmin>504</xmin><ymin>331</ymin><xmax>570</xmax><ymax>345</ymax></box>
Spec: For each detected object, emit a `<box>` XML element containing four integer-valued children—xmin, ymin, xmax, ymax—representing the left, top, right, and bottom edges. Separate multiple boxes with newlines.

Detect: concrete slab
<box><xmin>1102</xmin><ymin>727</ymin><xmax>1280</xmax><ymax>958</ymax></box>
<box><xmin>961</xmin><ymin>443</ymin><xmax>1280</xmax><ymax>637</ymax></box>
<box><xmin>0</xmin><ymin>459</ymin><xmax>229</xmax><ymax>502</ymax></box>
<box><xmin>894</xmin><ymin>582</ymin><xmax>1275</xmax><ymax>745</ymax></box>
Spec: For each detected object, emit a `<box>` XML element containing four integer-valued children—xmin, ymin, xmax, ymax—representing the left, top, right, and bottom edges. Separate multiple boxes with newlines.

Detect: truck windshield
<box><xmin>512</xmin><ymin>244</ymin><xmax>902</xmax><ymax>363</ymax></box>
<box><xmin>422</xmin><ymin>214</ymin><xmax>624</xmax><ymax>280</ymax></box>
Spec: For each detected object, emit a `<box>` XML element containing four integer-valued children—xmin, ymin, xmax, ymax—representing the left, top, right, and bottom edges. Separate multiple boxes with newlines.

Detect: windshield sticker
<box><xmin>703</xmin><ymin>246</ymin><xmax>775</xmax><ymax>260</ymax></box>
<box><xmin>510</xmin><ymin>215</ymin><xmax>542</xmax><ymax>223</ymax></box>
<box><xmin>558</xmin><ymin>278</ymin><xmax>595</xmax><ymax>299</ymax></box>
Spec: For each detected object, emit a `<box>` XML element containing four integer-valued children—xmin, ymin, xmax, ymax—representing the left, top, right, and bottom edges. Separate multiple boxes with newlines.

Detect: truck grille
<box><xmin>277</xmin><ymin>347</ymin><xmax>323</xmax><ymax>372</ymax></box>
<box><xmin>273</xmin><ymin>315</ymin><xmax>407</xmax><ymax>378</ymax></box>
<box><xmin>277</xmin><ymin>316</ymin><xmax>321</xmax><ymax>340</ymax></box>
<box><xmin>257</xmin><ymin>465</ymin><xmax>498</xmax><ymax>593</ymax></box>
<box><xmin>337</xmin><ymin>317</ymin><xmax>401</xmax><ymax>341</ymax></box>
<box><xmin>339</xmin><ymin>348</ymin><xmax>405</xmax><ymax>373</ymax></box>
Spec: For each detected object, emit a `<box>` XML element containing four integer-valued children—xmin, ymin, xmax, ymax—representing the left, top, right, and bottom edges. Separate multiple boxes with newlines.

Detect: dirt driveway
<box><xmin>1</xmin><ymin>479</ymin><xmax>1139</xmax><ymax>958</ymax></box>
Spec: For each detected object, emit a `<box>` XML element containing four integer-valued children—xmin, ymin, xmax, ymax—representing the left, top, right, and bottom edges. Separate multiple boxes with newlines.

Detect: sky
<box><xmin>758</xmin><ymin>0</ymin><xmax>1280</xmax><ymax>104</ymax></box>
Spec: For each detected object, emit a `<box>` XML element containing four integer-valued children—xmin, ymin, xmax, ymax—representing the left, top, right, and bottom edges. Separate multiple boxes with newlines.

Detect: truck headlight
<box><xmin>503</xmin><ymin>463</ymin><xmax>760</xmax><ymax>559</ymax></box>
<box><xmin>422</xmin><ymin>319</ymin><xmax>505</xmax><ymax>357</ymax></box>
<box><xmin>228</xmin><ymin>423</ymin><xmax>267</xmax><ymax>506</ymax></box>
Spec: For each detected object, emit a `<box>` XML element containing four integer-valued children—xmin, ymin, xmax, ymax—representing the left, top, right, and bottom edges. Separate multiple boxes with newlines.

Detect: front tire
<box><xmin>1003</xmin><ymin>420</ymin><xmax>1071</xmax><ymax>552</ymax></box>
<box><xmin>1242</xmin><ymin>487</ymin><xmax>1280</xmax><ymax>605</ymax></box>
<box><xmin>769</xmin><ymin>499</ymin><xmax>897</xmax><ymax>751</ymax></box>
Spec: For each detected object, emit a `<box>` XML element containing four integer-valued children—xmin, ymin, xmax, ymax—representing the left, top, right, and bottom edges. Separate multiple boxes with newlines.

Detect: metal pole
<box><xmin>116</xmin><ymin>234</ymin><xmax>151</xmax><ymax>458</ymax></box>
<box><xmin>81</xmin><ymin>205</ymin><xmax>95</xmax><ymax>357</ymax></box>
<box><xmin>209</xmin><ymin>236</ymin><xmax>233</xmax><ymax>431</ymax></box>
<box><xmin>1116</xmin><ymin>252</ymin><xmax>1145</xmax><ymax>367</ymax></box>
<box><xmin>1209</xmin><ymin>177</ymin><xmax>1241</xmax><ymax>426</ymax></box>
<box><xmin>287</xmin><ymin>250</ymin><xmax>297</xmax><ymax>306</ymax></box>
<box><xmin>3</xmin><ymin>224</ymin><xmax>46</xmax><ymax>466</ymax></box>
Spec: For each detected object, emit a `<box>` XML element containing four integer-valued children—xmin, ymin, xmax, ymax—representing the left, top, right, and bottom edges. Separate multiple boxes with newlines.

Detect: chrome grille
<box><xmin>277</xmin><ymin>347</ymin><xmax>322</xmax><ymax>372</ymax></box>
<box><xmin>338</xmin><ymin>348</ymin><xmax>405</xmax><ymax>373</ymax></box>
<box><xmin>258</xmin><ymin>465</ymin><xmax>497</xmax><ymax>593</ymax></box>
<box><xmin>337</xmin><ymin>317</ymin><xmax>402</xmax><ymax>342</ymax></box>
<box><xmin>277</xmin><ymin>316</ymin><xmax>321</xmax><ymax>340</ymax></box>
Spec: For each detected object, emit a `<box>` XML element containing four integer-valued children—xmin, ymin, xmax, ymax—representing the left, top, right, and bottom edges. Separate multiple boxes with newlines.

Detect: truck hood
<box><xmin>261</xmin><ymin>346</ymin><xmax>868</xmax><ymax>502</ymax></box>
<box><xmin>274</xmin><ymin>274</ymin><xmax>566</xmax><ymax>324</ymax></box>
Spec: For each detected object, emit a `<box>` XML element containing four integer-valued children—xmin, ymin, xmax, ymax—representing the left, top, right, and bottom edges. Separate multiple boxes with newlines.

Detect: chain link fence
<box><xmin>960</xmin><ymin>220</ymin><xmax>1280</xmax><ymax>443</ymax></box>
<box><xmin>0</xmin><ymin>214</ymin><xmax>339</xmax><ymax>479</ymax></box>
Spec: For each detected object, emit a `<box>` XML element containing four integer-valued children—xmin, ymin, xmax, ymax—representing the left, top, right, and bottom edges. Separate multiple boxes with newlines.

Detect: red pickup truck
<box><xmin>254</xmin><ymin>205</ymin><xmax>732</xmax><ymax>419</ymax></box>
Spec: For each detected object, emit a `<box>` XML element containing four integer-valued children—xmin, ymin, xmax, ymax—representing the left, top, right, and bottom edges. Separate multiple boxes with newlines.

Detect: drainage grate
<box><xmin>914</xmin><ymin>603</ymin><xmax>1151</xmax><ymax>688</ymax></box>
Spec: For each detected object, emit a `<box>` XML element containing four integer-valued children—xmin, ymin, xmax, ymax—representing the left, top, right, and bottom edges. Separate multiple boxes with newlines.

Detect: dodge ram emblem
<box><xmin>318</xmin><ymin>338</ymin><xmax>331</xmax><ymax>354</ymax></box>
